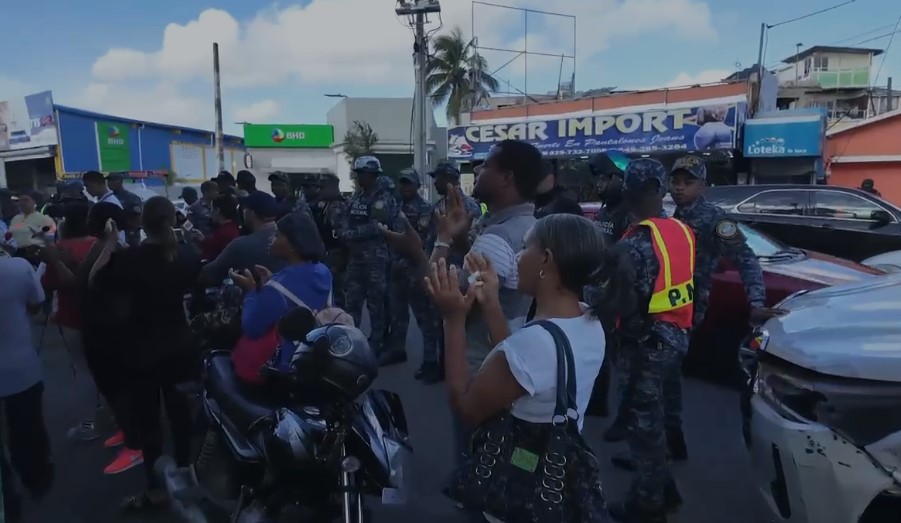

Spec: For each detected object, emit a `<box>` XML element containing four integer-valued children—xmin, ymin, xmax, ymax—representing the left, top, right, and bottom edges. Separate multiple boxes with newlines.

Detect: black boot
<box><xmin>608</xmin><ymin>499</ymin><xmax>667</xmax><ymax>523</ymax></box>
<box><xmin>664</xmin><ymin>478</ymin><xmax>683</xmax><ymax>512</ymax></box>
<box><xmin>666</xmin><ymin>428</ymin><xmax>688</xmax><ymax>462</ymax></box>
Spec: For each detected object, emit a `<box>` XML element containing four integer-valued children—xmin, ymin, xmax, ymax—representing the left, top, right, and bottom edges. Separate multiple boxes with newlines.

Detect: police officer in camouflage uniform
<box><xmin>383</xmin><ymin>168</ymin><xmax>442</xmax><ymax>376</ymax></box>
<box><xmin>663</xmin><ymin>155</ymin><xmax>777</xmax><ymax>460</ymax></box>
<box><xmin>269</xmin><ymin>172</ymin><xmax>313</xmax><ymax>220</ymax></box>
<box><xmin>311</xmin><ymin>173</ymin><xmax>348</xmax><ymax>308</ymax></box>
<box><xmin>340</xmin><ymin>156</ymin><xmax>399</xmax><ymax>358</ymax></box>
<box><xmin>187</xmin><ymin>181</ymin><xmax>218</xmax><ymax>235</ymax></box>
<box><xmin>428</xmin><ymin>162</ymin><xmax>481</xmax><ymax>267</ymax></box>
<box><xmin>608</xmin><ymin>158</ymin><xmax>691</xmax><ymax>523</ymax></box>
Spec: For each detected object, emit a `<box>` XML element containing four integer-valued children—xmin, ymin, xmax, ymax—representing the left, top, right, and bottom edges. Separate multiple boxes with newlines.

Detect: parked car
<box><xmin>742</xmin><ymin>276</ymin><xmax>901</xmax><ymax>523</ymax></box>
<box><xmin>862</xmin><ymin>249</ymin><xmax>901</xmax><ymax>273</ymax></box>
<box><xmin>703</xmin><ymin>184</ymin><xmax>901</xmax><ymax>262</ymax></box>
<box><xmin>579</xmin><ymin>201</ymin><xmax>884</xmax><ymax>384</ymax></box>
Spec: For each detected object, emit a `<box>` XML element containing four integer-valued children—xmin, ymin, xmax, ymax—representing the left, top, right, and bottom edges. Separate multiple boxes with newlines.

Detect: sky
<box><xmin>1</xmin><ymin>0</ymin><xmax>899</xmax><ymax>136</ymax></box>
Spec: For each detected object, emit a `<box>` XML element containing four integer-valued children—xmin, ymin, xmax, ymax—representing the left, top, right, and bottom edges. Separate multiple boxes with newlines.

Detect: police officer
<box><xmin>429</xmin><ymin>162</ymin><xmax>481</xmax><ymax>267</ymax></box>
<box><xmin>608</xmin><ymin>158</ymin><xmax>693</xmax><ymax>523</ymax></box>
<box><xmin>340</xmin><ymin>156</ymin><xmax>399</xmax><ymax>359</ymax></box>
<box><xmin>311</xmin><ymin>173</ymin><xmax>348</xmax><ymax>308</ymax></box>
<box><xmin>384</xmin><ymin>168</ymin><xmax>442</xmax><ymax>378</ymax></box>
<box><xmin>186</xmin><ymin>181</ymin><xmax>218</xmax><ymax>235</ymax></box>
<box><xmin>591</xmin><ymin>151</ymin><xmax>633</xmax><ymax>244</ymax></box>
<box><xmin>665</xmin><ymin>155</ymin><xmax>780</xmax><ymax>459</ymax></box>
<box><xmin>268</xmin><ymin>172</ymin><xmax>312</xmax><ymax>220</ymax></box>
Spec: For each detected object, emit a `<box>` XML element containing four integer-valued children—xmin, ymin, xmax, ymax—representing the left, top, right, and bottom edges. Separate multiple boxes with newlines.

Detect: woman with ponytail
<box><xmin>89</xmin><ymin>196</ymin><xmax>200</xmax><ymax>511</ymax></box>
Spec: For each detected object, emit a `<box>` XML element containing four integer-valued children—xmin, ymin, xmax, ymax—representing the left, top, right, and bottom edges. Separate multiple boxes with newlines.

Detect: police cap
<box><xmin>622</xmin><ymin>158</ymin><xmax>668</xmax><ymax>197</ymax></box>
<box><xmin>352</xmin><ymin>156</ymin><xmax>383</xmax><ymax>173</ymax></box>
<box><xmin>398</xmin><ymin>168</ymin><xmax>420</xmax><ymax>186</ymax></box>
<box><xmin>429</xmin><ymin>161</ymin><xmax>460</xmax><ymax>178</ymax></box>
<box><xmin>670</xmin><ymin>155</ymin><xmax>707</xmax><ymax>182</ymax></box>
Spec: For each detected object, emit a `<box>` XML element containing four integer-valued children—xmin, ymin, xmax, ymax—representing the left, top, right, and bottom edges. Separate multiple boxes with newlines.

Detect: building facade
<box><xmin>825</xmin><ymin>109</ymin><xmax>901</xmax><ymax>203</ymax></box>
<box><xmin>743</xmin><ymin>108</ymin><xmax>827</xmax><ymax>184</ymax></box>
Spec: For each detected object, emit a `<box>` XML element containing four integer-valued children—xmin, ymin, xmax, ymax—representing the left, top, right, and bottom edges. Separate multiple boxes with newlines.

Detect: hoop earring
<box><xmin>539</xmin><ymin>270</ymin><xmax>546</xmax><ymax>279</ymax></box>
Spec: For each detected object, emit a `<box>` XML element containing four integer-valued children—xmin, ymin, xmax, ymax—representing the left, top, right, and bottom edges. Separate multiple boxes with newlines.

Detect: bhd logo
<box><xmin>107</xmin><ymin>125</ymin><xmax>124</xmax><ymax>146</ymax></box>
<box><xmin>271</xmin><ymin>128</ymin><xmax>286</xmax><ymax>143</ymax></box>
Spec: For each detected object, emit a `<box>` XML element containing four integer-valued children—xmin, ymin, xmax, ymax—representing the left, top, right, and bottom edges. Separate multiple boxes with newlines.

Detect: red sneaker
<box><xmin>103</xmin><ymin>431</ymin><xmax>125</xmax><ymax>448</ymax></box>
<box><xmin>103</xmin><ymin>448</ymin><xmax>143</xmax><ymax>475</ymax></box>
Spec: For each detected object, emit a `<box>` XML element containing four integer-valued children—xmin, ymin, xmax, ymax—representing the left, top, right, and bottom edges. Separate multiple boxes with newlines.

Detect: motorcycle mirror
<box><xmin>278</xmin><ymin>308</ymin><xmax>317</xmax><ymax>342</ymax></box>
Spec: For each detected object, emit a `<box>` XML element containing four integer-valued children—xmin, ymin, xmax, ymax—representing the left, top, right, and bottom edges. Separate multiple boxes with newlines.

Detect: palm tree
<box><xmin>426</xmin><ymin>27</ymin><xmax>500</xmax><ymax>124</ymax></box>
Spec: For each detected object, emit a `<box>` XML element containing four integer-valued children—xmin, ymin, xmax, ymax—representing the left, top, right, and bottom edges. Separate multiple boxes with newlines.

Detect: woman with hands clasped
<box><xmin>229</xmin><ymin>212</ymin><xmax>333</xmax><ymax>385</ymax></box>
<box><xmin>424</xmin><ymin>213</ymin><xmax>638</xmax><ymax>430</ymax></box>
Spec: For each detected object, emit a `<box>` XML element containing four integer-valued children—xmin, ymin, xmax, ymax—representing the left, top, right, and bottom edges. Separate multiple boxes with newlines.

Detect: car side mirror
<box><xmin>871</xmin><ymin>209</ymin><xmax>892</xmax><ymax>225</ymax></box>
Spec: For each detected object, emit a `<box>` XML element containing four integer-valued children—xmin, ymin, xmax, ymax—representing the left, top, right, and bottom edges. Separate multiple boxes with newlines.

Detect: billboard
<box><xmin>244</xmin><ymin>124</ymin><xmax>334</xmax><ymax>148</ymax></box>
<box><xmin>448</xmin><ymin>100</ymin><xmax>748</xmax><ymax>159</ymax></box>
<box><xmin>743</xmin><ymin>115</ymin><xmax>825</xmax><ymax>157</ymax></box>
<box><xmin>95</xmin><ymin>121</ymin><xmax>132</xmax><ymax>171</ymax></box>
<box><xmin>0</xmin><ymin>90</ymin><xmax>58</xmax><ymax>151</ymax></box>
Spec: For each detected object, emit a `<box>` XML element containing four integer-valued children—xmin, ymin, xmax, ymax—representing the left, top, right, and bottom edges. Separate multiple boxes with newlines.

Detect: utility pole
<box><xmin>397</xmin><ymin>1</ymin><xmax>441</xmax><ymax>199</ymax></box>
<box><xmin>212</xmin><ymin>43</ymin><xmax>225</xmax><ymax>174</ymax></box>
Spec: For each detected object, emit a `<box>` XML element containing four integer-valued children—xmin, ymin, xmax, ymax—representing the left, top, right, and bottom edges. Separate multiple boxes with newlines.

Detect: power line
<box><xmin>768</xmin><ymin>0</ymin><xmax>857</xmax><ymax>28</ymax></box>
<box><xmin>874</xmin><ymin>13</ymin><xmax>901</xmax><ymax>86</ymax></box>
<box><xmin>830</xmin><ymin>23</ymin><xmax>899</xmax><ymax>45</ymax></box>
<box><xmin>853</xmin><ymin>29</ymin><xmax>901</xmax><ymax>47</ymax></box>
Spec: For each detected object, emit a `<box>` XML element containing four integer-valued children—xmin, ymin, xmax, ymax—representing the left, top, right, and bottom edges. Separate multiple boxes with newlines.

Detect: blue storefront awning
<box><xmin>743</xmin><ymin>114</ymin><xmax>825</xmax><ymax>157</ymax></box>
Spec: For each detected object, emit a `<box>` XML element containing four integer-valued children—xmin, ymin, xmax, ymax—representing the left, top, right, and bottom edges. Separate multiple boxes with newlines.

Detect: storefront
<box><xmin>243</xmin><ymin>123</ymin><xmax>336</xmax><ymax>191</ymax></box>
<box><xmin>0</xmin><ymin>90</ymin><xmax>59</xmax><ymax>191</ymax></box>
<box><xmin>448</xmin><ymin>90</ymin><xmax>750</xmax><ymax>192</ymax></box>
<box><xmin>57</xmin><ymin>105</ymin><xmax>245</xmax><ymax>187</ymax></box>
<box><xmin>744</xmin><ymin>109</ymin><xmax>826</xmax><ymax>184</ymax></box>
<box><xmin>825</xmin><ymin>109</ymin><xmax>901</xmax><ymax>203</ymax></box>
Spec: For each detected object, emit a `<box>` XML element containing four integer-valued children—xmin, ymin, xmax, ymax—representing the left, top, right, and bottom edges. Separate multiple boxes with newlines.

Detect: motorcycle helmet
<box><xmin>285</xmin><ymin>323</ymin><xmax>378</xmax><ymax>402</ymax></box>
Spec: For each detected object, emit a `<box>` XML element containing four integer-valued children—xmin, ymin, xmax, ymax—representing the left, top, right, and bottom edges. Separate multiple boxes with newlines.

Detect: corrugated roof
<box><xmin>54</xmin><ymin>105</ymin><xmax>244</xmax><ymax>142</ymax></box>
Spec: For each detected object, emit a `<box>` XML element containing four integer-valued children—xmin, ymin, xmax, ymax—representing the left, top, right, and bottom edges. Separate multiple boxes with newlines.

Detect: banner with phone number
<box><xmin>448</xmin><ymin>101</ymin><xmax>747</xmax><ymax>160</ymax></box>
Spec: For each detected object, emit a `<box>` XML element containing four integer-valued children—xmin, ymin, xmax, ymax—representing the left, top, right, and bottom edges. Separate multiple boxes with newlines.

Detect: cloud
<box><xmin>233</xmin><ymin>99</ymin><xmax>281</xmax><ymax>123</ymax></box>
<box><xmin>664</xmin><ymin>69</ymin><xmax>733</xmax><ymax>87</ymax></box>
<box><xmin>77</xmin><ymin>0</ymin><xmax>717</xmax><ymax>131</ymax></box>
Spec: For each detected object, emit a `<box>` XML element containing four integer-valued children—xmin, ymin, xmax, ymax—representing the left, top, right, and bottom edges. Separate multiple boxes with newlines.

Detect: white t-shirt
<box><xmin>0</xmin><ymin>256</ymin><xmax>45</xmax><ymax>397</ymax></box>
<box><xmin>485</xmin><ymin>306</ymin><xmax>605</xmax><ymax>431</ymax></box>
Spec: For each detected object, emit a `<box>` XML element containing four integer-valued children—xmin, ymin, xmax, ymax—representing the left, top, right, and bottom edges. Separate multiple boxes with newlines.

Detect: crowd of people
<box><xmin>0</xmin><ymin>140</ymin><xmax>783</xmax><ymax>523</ymax></box>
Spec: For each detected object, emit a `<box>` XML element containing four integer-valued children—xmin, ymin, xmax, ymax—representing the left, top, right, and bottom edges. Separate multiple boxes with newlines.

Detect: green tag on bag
<box><xmin>510</xmin><ymin>447</ymin><xmax>540</xmax><ymax>473</ymax></box>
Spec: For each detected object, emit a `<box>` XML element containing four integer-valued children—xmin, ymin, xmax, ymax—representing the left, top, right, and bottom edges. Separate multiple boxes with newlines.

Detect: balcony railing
<box><xmin>810</xmin><ymin>68</ymin><xmax>870</xmax><ymax>89</ymax></box>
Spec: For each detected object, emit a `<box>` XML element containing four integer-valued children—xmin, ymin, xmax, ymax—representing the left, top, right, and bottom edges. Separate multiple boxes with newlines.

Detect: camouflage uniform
<box><xmin>669</xmin><ymin>156</ymin><xmax>765</xmax><ymax>433</ymax></box>
<box><xmin>313</xmin><ymin>195</ymin><xmax>348</xmax><ymax>309</ymax></box>
<box><xmin>386</xmin><ymin>170</ymin><xmax>441</xmax><ymax>362</ymax></box>
<box><xmin>593</xmin><ymin>196</ymin><xmax>634</xmax><ymax>246</ymax></box>
<box><xmin>612</xmin><ymin>158</ymin><xmax>689</xmax><ymax>516</ymax></box>
<box><xmin>341</xmin><ymin>157</ymin><xmax>399</xmax><ymax>356</ymax></box>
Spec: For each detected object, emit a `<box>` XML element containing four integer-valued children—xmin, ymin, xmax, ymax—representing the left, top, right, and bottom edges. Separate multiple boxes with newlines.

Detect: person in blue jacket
<box><xmin>230</xmin><ymin>211</ymin><xmax>332</xmax><ymax>341</ymax></box>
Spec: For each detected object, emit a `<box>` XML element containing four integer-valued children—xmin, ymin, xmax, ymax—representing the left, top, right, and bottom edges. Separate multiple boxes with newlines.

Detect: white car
<box><xmin>862</xmin><ymin>250</ymin><xmax>901</xmax><ymax>273</ymax></box>
<box><xmin>744</xmin><ymin>276</ymin><xmax>901</xmax><ymax>523</ymax></box>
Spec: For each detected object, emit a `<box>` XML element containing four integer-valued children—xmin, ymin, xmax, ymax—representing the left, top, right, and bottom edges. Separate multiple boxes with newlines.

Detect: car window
<box><xmin>739</xmin><ymin>223</ymin><xmax>784</xmax><ymax>257</ymax></box>
<box><xmin>736</xmin><ymin>190</ymin><xmax>807</xmax><ymax>215</ymax></box>
<box><xmin>812</xmin><ymin>191</ymin><xmax>884</xmax><ymax>220</ymax></box>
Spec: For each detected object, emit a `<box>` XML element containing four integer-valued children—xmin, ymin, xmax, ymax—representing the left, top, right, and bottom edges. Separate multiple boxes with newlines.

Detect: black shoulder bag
<box><xmin>445</xmin><ymin>320</ymin><xmax>611</xmax><ymax>523</ymax></box>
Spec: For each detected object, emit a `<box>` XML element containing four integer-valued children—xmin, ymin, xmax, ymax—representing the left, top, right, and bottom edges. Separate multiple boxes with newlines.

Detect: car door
<box><xmin>732</xmin><ymin>190</ymin><xmax>812</xmax><ymax>249</ymax></box>
<box><xmin>809</xmin><ymin>190</ymin><xmax>901</xmax><ymax>260</ymax></box>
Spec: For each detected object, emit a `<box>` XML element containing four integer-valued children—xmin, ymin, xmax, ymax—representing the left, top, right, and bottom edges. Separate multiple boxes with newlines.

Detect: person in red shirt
<box><xmin>39</xmin><ymin>201</ymin><xmax>102</xmax><ymax>442</ymax></box>
<box><xmin>193</xmin><ymin>196</ymin><xmax>240</xmax><ymax>261</ymax></box>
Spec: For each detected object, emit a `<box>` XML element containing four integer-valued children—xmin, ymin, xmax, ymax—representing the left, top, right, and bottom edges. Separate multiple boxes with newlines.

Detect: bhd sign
<box><xmin>743</xmin><ymin>115</ymin><xmax>825</xmax><ymax>157</ymax></box>
<box><xmin>448</xmin><ymin>101</ymin><xmax>747</xmax><ymax>159</ymax></box>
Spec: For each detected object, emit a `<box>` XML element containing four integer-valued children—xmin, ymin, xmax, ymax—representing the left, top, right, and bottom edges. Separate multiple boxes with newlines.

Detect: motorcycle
<box><xmin>162</xmin><ymin>308</ymin><xmax>412</xmax><ymax>523</ymax></box>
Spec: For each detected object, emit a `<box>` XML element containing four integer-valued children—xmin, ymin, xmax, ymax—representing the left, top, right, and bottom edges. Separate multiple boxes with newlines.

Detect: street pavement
<box><xmin>18</xmin><ymin>319</ymin><xmax>775</xmax><ymax>523</ymax></box>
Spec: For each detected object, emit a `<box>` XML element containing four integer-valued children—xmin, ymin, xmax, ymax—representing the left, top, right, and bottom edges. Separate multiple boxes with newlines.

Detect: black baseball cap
<box><xmin>429</xmin><ymin>162</ymin><xmax>461</xmax><ymax>178</ymax></box>
<box><xmin>180</xmin><ymin>187</ymin><xmax>198</xmax><ymax>200</ymax></box>
<box><xmin>268</xmin><ymin>172</ymin><xmax>289</xmax><ymax>184</ymax></box>
<box><xmin>239</xmin><ymin>191</ymin><xmax>279</xmax><ymax>218</ymax></box>
<box><xmin>236</xmin><ymin>170</ymin><xmax>256</xmax><ymax>185</ymax></box>
<box><xmin>215</xmin><ymin>171</ymin><xmax>235</xmax><ymax>184</ymax></box>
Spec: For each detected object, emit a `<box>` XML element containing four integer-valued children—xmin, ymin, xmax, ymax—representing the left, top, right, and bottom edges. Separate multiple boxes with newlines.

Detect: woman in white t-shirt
<box><xmin>425</xmin><ymin>212</ymin><xmax>637</xmax><ymax>432</ymax></box>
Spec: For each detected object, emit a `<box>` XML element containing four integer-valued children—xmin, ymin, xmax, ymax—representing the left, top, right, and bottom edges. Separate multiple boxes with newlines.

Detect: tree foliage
<box><xmin>427</xmin><ymin>27</ymin><xmax>500</xmax><ymax>124</ymax></box>
<box><xmin>343</xmin><ymin>121</ymin><xmax>379</xmax><ymax>165</ymax></box>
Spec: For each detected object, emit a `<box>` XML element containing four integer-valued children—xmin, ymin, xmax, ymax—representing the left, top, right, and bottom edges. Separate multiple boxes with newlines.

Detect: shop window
<box><xmin>812</xmin><ymin>191</ymin><xmax>885</xmax><ymax>220</ymax></box>
<box><xmin>738</xmin><ymin>190</ymin><xmax>807</xmax><ymax>215</ymax></box>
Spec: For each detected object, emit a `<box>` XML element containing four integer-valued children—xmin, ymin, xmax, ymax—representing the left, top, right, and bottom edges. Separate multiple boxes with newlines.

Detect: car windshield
<box><xmin>739</xmin><ymin>223</ymin><xmax>793</xmax><ymax>257</ymax></box>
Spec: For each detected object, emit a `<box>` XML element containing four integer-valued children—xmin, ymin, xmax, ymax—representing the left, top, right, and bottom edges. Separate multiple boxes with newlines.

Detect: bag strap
<box><xmin>264</xmin><ymin>280</ymin><xmax>313</xmax><ymax>312</ymax></box>
<box><xmin>528</xmin><ymin>320</ymin><xmax>579</xmax><ymax>423</ymax></box>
